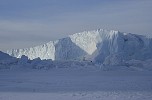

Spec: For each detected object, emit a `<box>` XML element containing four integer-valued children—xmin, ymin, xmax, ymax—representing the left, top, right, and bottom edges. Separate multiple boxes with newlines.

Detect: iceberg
<box><xmin>6</xmin><ymin>29</ymin><xmax>152</xmax><ymax>64</ymax></box>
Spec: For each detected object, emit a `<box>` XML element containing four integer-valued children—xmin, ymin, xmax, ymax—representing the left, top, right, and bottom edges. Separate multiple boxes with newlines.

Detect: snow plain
<box><xmin>0</xmin><ymin>67</ymin><xmax>152</xmax><ymax>100</ymax></box>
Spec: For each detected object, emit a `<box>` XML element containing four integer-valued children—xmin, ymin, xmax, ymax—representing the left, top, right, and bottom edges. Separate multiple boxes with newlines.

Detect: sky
<box><xmin>0</xmin><ymin>0</ymin><xmax>152</xmax><ymax>51</ymax></box>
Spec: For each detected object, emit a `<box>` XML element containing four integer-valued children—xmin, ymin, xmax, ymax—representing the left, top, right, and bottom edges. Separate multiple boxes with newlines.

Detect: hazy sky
<box><xmin>0</xmin><ymin>0</ymin><xmax>152</xmax><ymax>51</ymax></box>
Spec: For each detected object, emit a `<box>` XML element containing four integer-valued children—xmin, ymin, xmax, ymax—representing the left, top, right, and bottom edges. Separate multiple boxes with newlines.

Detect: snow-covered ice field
<box><xmin>2</xmin><ymin>29</ymin><xmax>152</xmax><ymax>99</ymax></box>
<box><xmin>0</xmin><ymin>67</ymin><xmax>152</xmax><ymax>100</ymax></box>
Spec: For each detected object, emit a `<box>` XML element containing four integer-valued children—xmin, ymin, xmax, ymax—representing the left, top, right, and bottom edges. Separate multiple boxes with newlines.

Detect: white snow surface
<box><xmin>0</xmin><ymin>51</ymin><xmax>152</xmax><ymax>100</ymax></box>
<box><xmin>0</xmin><ymin>68</ymin><xmax>152</xmax><ymax>100</ymax></box>
<box><xmin>6</xmin><ymin>29</ymin><xmax>152</xmax><ymax>63</ymax></box>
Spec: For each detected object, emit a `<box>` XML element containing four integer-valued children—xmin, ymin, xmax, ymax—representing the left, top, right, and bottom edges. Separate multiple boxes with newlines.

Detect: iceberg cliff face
<box><xmin>7</xmin><ymin>41</ymin><xmax>56</xmax><ymax>60</ymax></box>
<box><xmin>6</xmin><ymin>29</ymin><xmax>152</xmax><ymax>63</ymax></box>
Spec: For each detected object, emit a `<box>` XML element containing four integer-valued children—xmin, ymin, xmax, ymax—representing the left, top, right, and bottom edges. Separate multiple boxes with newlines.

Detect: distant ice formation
<box><xmin>6</xmin><ymin>29</ymin><xmax>152</xmax><ymax>64</ymax></box>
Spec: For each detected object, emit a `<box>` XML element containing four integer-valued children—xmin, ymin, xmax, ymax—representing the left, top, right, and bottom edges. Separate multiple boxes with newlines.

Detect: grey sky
<box><xmin>0</xmin><ymin>0</ymin><xmax>152</xmax><ymax>51</ymax></box>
